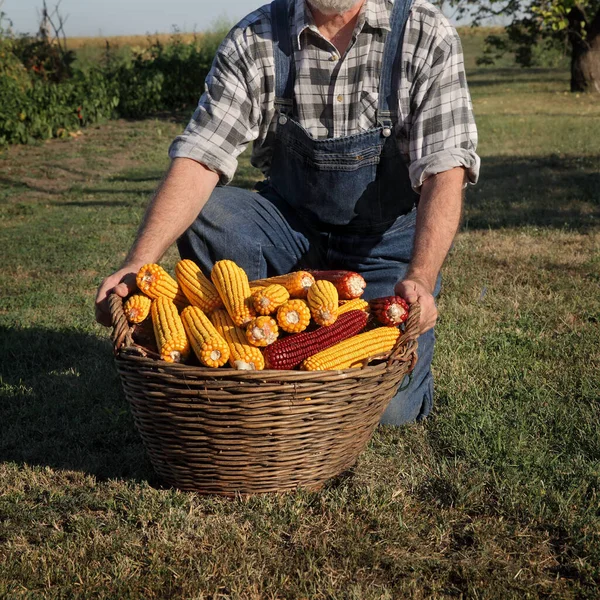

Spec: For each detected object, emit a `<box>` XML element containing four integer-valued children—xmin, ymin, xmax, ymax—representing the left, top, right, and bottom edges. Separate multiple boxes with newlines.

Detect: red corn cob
<box><xmin>369</xmin><ymin>296</ymin><xmax>409</xmax><ymax>326</ymax></box>
<box><xmin>263</xmin><ymin>310</ymin><xmax>368</xmax><ymax>370</ymax></box>
<box><xmin>307</xmin><ymin>270</ymin><xmax>366</xmax><ymax>299</ymax></box>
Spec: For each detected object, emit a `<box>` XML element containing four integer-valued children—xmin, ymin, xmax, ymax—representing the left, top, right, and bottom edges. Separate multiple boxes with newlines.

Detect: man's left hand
<box><xmin>394</xmin><ymin>278</ymin><xmax>437</xmax><ymax>334</ymax></box>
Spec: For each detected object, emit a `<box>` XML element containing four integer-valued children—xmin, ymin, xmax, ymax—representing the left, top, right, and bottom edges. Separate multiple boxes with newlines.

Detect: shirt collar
<box><xmin>293</xmin><ymin>0</ymin><xmax>391</xmax><ymax>50</ymax></box>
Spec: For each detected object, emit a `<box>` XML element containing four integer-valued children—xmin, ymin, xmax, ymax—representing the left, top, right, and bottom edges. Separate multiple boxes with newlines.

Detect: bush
<box><xmin>0</xmin><ymin>24</ymin><xmax>225</xmax><ymax>145</ymax></box>
<box><xmin>114</xmin><ymin>33</ymin><xmax>220</xmax><ymax>118</ymax></box>
<box><xmin>0</xmin><ymin>69</ymin><xmax>119</xmax><ymax>145</ymax></box>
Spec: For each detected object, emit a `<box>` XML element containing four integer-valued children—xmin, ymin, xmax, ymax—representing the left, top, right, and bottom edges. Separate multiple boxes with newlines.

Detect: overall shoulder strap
<box><xmin>271</xmin><ymin>0</ymin><xmax>294</xmax><ymax>111</ymax></box>
<box><xmin>378</xmin><ymin>0</ymin><xmax>414</xmax><ymax>127</ymax></box>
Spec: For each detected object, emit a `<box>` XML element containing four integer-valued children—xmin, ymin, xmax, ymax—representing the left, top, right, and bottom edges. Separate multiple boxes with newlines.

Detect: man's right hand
<box><xmin>95</xmin><ymin>264</ymin><xmax>143</xmax><ymax>327</ymax></box>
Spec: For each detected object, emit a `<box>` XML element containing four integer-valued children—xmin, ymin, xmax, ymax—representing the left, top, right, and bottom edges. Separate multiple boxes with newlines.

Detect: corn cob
<box><xmin>210</xmin><ymin>309</ymin><xmax>265</xmax><ymax>370</ymax></box>
<box><xmin>246</xmin><ymin>316</ymin><xmax>279</xmax><ymax>347</ymax></box>
<box><xmin>181</xmin><ymin>306</ymin><xmax>230</xmax><ymax>368</ymax></box>
<box><xmin>370</xmin><ymin>296</ymin><xmax>409</xmax><ymax>326</ymax></box>
<box><xmin>250</xmin><ymin>271</ymin><xmax>315</xmax><ymax>299</ymax></box>
<box><xmin>307</xmin><ymin>280</ymin><xmax>339</xmax><ymax>326</ymax></box>
<box><xmin>337</xmin><ymin>298</ymin><xmax>369</xmax><ymax>316</ymax></box>
<box><xmin>251</xmin><ymin>283</ymin><xmax>290</xmax><ymax>315</ymax></box>
<box><xmin>276</xmin><ymin>299</ymin><xmax>312</xmax><ymax>333</ymax></box>
<box><xmin>136</xmin><ymin>264</ymin><xmax>188</xmax><ymax>308</ymax></box>
<box><xmin>250</xmin><ymin>284</ymin><xmax>267</xmax><ymax>295</ymax></box>
<box><xmin>308</xmin><ymin>270</ymin><xmax>366</xmax><ymax>299</ymax></box>
<box><xmin>175</xmin><ymin>259</ymin><xmax>223</xmax><ymax>313</ymax></box>
<box><xmin>151</xmin><ymin>297</ymin><xmax>190</xmax><ymax>363</ymax></box>
<box><xmin>301</xmin><ymin>326</ymin><xmax>400</xmax><ymax>371</ymax></box>
<box><xmin>123</xmin><ymin>294</ymin><xmax>152</xmax><ymax>324</ymax></box>
<box><xmin>211</xmin><ymin>260</ymin><xmax>255</xmax><ymax>327</ymax></box>
<box><xmin>263</xmin><ymin>310</ymin><xmax>368</xmax><ymax>370</ymax></box>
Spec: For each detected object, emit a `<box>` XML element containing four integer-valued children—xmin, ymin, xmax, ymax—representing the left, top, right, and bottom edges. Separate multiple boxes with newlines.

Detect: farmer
<box><xmin>95</xmin><ymin>0</ymin><xmax>479</xmax><ymax>425</ymax></box>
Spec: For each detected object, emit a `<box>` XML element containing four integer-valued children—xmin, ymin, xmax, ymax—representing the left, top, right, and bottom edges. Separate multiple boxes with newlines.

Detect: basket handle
<box><xmin>386</xmin><ymin>301</ymin><xmax>420</xmax><ymax>366</ymax></box>
<box><xmin>109</xmin><ymin>292</ymin><xmax>133</xmax><ymax>354</ymax></box>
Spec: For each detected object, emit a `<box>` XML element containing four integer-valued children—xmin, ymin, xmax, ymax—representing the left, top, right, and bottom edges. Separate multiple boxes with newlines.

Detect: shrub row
<box><xmin>0</xmin><ymin>33</ymin><xmax>223</xmax><ymax>145</ymax></box>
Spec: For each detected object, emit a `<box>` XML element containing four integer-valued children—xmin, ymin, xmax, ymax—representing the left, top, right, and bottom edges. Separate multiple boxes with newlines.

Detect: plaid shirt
<box><xmin>169</xmin><ymin>0</ymin><xmax>480</xmax><ymax>191</ymax></box>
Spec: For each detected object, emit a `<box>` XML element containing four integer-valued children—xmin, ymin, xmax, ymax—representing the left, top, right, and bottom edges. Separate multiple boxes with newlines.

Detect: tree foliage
<box><xmin>449</xmin><ymin>0</ymin><xmax>600</xmax><ymax>91</ymax></box>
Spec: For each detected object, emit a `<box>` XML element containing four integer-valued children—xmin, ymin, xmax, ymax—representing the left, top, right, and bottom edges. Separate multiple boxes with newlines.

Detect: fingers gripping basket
<box><xmin>109</xmin><ymin>293</ymin><xmax>420</xmax><ymax>496</ymax></box>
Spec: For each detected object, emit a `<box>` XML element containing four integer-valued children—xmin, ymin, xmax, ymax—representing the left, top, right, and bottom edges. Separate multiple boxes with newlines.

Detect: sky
<box><xmin>1</xmin><ymin>0</ymin><xmax>478</xmax><ymax>38</ymax></box>
<box><xmin>1</xmin><ymin>0</ymin><xmax>265</xmax><ymax>37</ymax></box>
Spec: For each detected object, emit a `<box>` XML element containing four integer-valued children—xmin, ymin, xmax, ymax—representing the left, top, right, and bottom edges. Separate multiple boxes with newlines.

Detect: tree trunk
<box><xmin>569</xmin><ymin>6</ymin><xmax>600</xmax><ymax>93</ymax></box>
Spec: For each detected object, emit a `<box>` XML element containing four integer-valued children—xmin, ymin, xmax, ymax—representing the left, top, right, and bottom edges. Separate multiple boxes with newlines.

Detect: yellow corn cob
<box><xmin>252</xmin><ymin>284</ymin><xmax>290</xmax><ymax>315</ymax></box>
<box><xmin>123</xmin><ymin>294</ymin><xmax>152</xmax><ymax>324</ymax></box>
<box><xmin>175</xmin><ymin>259</ymin><xmax>223</xmax><ymax>313</ymax></box>
<box><xmin>276</xmin><ymin>299</ymin><xmax>311</xmax><ymax>333</ymax></box>
<box><xmin>136</xmin><ymin>263</ymin><xmax>188</xmax><ymax>308</ymax></box>
<box><xmin>181</xmin><ymin>306</ymin><xmax>230</xmax><ymax>368</ymax></box>
<box><xmin>211</xmin><ymin>260</ymin><xmax>255</xmax><ymax>327</ymax></box>
<box><xmin>150</xmin><ymin>297</ymin><xmax>190</xmax><ymax>363</ymax></box>
<box><xmin>246</xmin><ymin>316</ymin><xmax>279</xmax><ymax>347</ymax></box>
<box><xmin>337</xmin><ymin>298</ymin><xmax>369</xmax><ymax>316</ymax></box>
<box><xmin>210</xmin><ymin>309</ymin><xmax>265</xmax><ymax>370</ymax></box>
<box><xmin>250</xmin><ymin>284</ymin><xmax>267</xmax><ymax>295</ymax></box>
<box><xmin>300</xmin><ymin>326</ymin><xmax>400</xmax><ymax>371</ymax></box>
<box><xmin>250</xmin><ymin>271</ymin><xmax>315</xmax><ymax>299</ymax></box>
<box><xmin>307</xmin><ymin>280</ymin><xmax>339</xmax><ymax>326</ymax></box>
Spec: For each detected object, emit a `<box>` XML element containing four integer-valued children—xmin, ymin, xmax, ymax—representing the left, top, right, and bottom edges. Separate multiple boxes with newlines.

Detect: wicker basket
<box><xmin>109</xmin><ymin>293</ymin><xmax>420</xmax><ymax>496</ymax></box>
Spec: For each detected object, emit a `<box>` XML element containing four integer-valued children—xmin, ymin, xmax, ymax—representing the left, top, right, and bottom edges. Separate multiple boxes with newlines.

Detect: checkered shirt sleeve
<box><xmin>400</xmin><ymin>6</ymin><xmax>479</xmax><ymax>189</ymax></box>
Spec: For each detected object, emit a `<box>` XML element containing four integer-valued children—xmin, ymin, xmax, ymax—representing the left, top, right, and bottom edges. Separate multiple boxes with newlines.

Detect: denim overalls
<box><xmin>178</xmin><ymin>0</ymin><xmax>440</xmax><ymax>425</ymax></box>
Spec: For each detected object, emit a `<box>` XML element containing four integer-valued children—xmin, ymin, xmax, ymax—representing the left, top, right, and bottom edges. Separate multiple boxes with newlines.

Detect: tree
<box><xmin>450</xmin><ymin>0</ymin><xmax>600</xmax><ymax>92</ymax></box>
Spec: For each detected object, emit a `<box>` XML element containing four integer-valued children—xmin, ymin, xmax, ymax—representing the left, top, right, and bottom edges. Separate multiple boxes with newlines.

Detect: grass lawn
<box><xmin>1</xmin><ymin>32</ymin><xmax>599</xmax><ymax>598</ymax></box>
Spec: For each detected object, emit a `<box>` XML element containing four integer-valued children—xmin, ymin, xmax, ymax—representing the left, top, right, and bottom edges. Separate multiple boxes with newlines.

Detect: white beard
<box><xmin>307</xmin><ymin>0</ymin><xmax>362</xmax><ymax>15</ymax></box>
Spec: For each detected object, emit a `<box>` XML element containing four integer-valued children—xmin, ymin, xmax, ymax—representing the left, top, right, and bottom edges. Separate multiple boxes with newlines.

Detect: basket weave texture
<box><xmin>110</xmin><ymin>293</ymin><xmax>420</xmax><ymax>496</ymax></box>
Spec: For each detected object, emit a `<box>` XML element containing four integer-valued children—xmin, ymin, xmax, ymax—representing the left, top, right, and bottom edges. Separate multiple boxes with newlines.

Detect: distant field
<box><xmin>66</xmin><ymin>25</ymin><xmax>501</xmax><ymax>50</ymax></box>
<box><xmin>67</xmin><ymin>32</ymin><xmax>205</xmax><ymax>50</ymax></box>
<box><xmin>68</xmin><ymin>28</ymin><xmax>228</xmax><ymax>70</ymax></box>
<box><xmin>1</xmin><ymin>27</ymin><xmax>598</xmax><ymax>600</ymax></box>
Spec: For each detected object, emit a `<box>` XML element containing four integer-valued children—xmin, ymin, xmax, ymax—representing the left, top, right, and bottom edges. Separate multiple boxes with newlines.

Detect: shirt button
<box><xmin>336</xmin><ymin>95</ymin><xmax>343</xmax><ymax>103</ymax></box>
<box><xmin>330</xmin><ymin>54</ymin><xmax>338</xmax><ymax>61</ymax></box>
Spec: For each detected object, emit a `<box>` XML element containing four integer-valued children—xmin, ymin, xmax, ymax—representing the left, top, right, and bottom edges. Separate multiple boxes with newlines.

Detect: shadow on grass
<box><xmin>467</xmin><ymin>67</ymin><xmax>568</xmax><ymax>85</ymax></box>
<box><xmin>0</xmin><ymin>326</ymin><xmax>158</xmax><ymax>485</ymax></box>
<box><xmin>465</xmin><ymin>155</ymin><xmax>599</xmax><ymax>231</ymax></box>
<box><xmin>50</xmin><ymin>200</ymin><xmax>133</xmax><ymax>207</ymax></box>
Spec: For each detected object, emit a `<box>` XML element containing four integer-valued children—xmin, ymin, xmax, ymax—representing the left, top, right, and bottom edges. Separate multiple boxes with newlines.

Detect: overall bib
<box><xmin>178</xmin><ymin>0</ymin><xmax>440</xmax><ymax>424</ymax></box>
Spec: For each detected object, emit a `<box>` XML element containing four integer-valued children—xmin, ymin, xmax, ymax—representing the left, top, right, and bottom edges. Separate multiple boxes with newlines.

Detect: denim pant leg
<box><xmin>177</xmin><ymin>186</ymin><xmax>323</xmax><ymax>280</ymax></box>
<box><xmin>328</xmin><ymin>209</ymin><xmax>440</xmax><ymax>426</ymax></box>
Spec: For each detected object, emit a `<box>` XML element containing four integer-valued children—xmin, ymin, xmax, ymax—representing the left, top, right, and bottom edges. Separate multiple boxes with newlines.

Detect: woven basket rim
<box><xmin>109</xmin><ymin>292</ymin><xmax>420</xmax><ymax>378</ymax></box>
